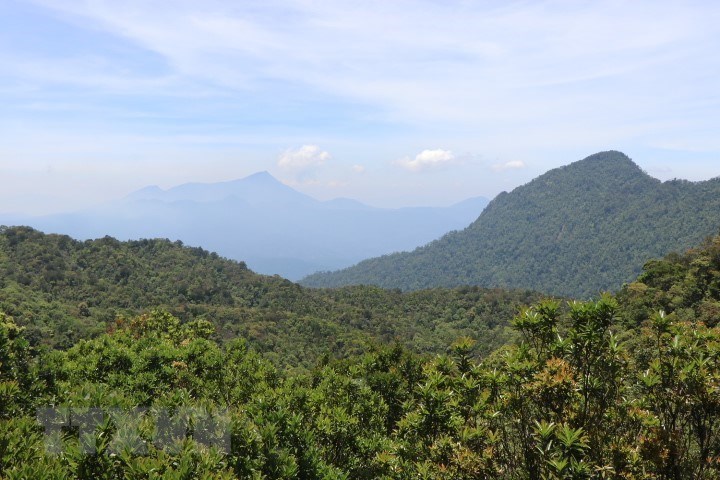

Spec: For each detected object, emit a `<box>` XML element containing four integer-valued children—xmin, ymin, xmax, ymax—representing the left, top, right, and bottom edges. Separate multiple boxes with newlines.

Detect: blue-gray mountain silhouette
<box><xmin>2</xmin><ymin>172</ymin><xmax>488</xmax><ymax>280</ymax></box>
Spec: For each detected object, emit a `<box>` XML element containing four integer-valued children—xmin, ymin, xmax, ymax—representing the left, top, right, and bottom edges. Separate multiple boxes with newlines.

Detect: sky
<box><xmin>1</xmin><ymin>0</ymin><xmax>719</xmax><ymax>214</ymax></box>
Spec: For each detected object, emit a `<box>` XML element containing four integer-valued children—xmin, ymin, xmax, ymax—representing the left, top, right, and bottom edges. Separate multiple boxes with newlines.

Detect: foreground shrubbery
<box><xmin>1</xmin><ymin>295</ymin><xmax>718</xmax><ymax>478</ymax></box>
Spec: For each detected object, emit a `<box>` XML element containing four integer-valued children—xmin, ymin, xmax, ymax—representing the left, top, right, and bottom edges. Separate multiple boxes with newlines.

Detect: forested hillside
<box><xmin>303</xmin><ymin>151</ymin><xmax>720</xmax><ymax>297</ymax></box>
<box><xmin>0</xmin><ymin>226</ymin><xmax>539</xmax><ymax>367</ymax></box>
<box><xmin>2</xmin><ymin>234</ymin><xmax>719</xmax><ymax>478</ymax></box>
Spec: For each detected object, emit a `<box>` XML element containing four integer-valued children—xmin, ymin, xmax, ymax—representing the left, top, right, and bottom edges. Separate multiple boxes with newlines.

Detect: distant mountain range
<box><xmin>0</xmin><ymin>172</ymin><xmax>488</xmax><ymax>280</ymax></box>
<box><xmin>302</xmin><ymin>151</ymin><xmax>720</xmax><ymax>297</ymax></box>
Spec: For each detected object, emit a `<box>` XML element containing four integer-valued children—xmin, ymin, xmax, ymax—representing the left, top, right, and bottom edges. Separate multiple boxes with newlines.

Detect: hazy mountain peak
<box><xmin>12</xmin><ymin>169</ymin><xmax>490</xmax><ymax>280</ymax></box>
<box><xmin>174</xmin><ymin>170</ymin><xmax>285</xmax><ymax>192</ymax></box>
<box><xmin>124</xmin><ymin>171</ymin><xmax>310</xmax><ymax>205</ymax></box>
<box><xmin>224</xmin><ymin>170</ymin><xmax>288</xmax><ymax>190</ymax></box>
<box><xmin>125</xmin><ymin>185</ymin><xmax>164</xmax><ymax>200</ymax></box>
<box><xmin>243</xmin><ymin>170</ymin><xmax>277</xmax><ymax>182</ymax></box>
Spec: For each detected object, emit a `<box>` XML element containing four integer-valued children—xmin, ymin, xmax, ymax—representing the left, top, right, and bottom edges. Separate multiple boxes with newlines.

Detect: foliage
<box><xmin>1</xmin><ymin>292</ymin><xmax>719</xmax><ymax>478</ymax></box>
<box><xmin>0</xmin><ymin>226</ymin><xmax>540</xmax><ymax>367</ymax></box>
<box><xmin>303</xmin><ymin>151</ymin><xmax>720</xmax><ymax>298</ymax></box>
<box><xmin>618</xmin><ymin>234</ymin><xmax>720</xmax><ymax>327</ymax></box>
<box><xmin>2</xmin><ymin>227</ymin><xmax>720</xmax><ymax>477</ymax></box>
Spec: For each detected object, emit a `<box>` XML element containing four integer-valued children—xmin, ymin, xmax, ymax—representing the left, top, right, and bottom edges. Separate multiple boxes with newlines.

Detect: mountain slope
<box><xmin>302</xmin><ymin>151</ymin><xmax>720</xmax><ymax>297</ymax></box>
<box><xmin>2</xmin><ymin>172</ymin><xmax>488</xmax><ymax>280</ymax></box>
<box><xmin>0</xmin><ymin>226</ymin><xmax>540</xmax><ymax>366</ymax></box>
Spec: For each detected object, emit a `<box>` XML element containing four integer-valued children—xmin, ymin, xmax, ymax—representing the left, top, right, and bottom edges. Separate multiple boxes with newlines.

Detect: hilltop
<box><xmin>302</xmin><ymin>151</ymin><xmax>720</xmax><ymax>297</ymax></box>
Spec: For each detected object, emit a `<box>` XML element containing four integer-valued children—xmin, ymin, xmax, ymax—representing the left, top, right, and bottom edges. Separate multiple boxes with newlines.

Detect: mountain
<box><xmin>125</xmin><ymin>171</ymin><xmax>315</xmax><ymax>206</ymax></box>
<box><xmin>302</xmin><ymin>151</ymin><xmax>720</xmax><ymax>297</ymax></box>
<box><xmin>1</xmin><ymin>172</ymin><xmax>488</xmax><ymax>280</ymax></box>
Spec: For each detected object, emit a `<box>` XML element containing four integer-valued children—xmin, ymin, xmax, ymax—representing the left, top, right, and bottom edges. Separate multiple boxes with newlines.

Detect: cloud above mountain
<box><xmin>396</xmin><ymin>149</ymin><xmax>455</xmax><ymax>172</ymax></box>
<box><xmin>1</xmin><ymin>1</ymin><xmax>719</xmax><ymax>213</ymax></box>
<box><xmin>492</xmin><ymin>160</ymin><xmax>526</xmax><ymax>172</ymax></box>
<box><xmin>278</xmin><ymin>145</ymin><xmax>331</xmax><ymax>169</ymax></box>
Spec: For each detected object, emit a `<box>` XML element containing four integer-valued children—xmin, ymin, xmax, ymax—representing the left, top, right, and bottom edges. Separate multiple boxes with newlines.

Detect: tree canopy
<box><xmin>1</xmin><ymin>228</ymin><xmax>720</xmax><ymax>477</ymax></box>
<box><xmin>0</xmin><ymin>226</ymin><xmax>540</xmax><ymax>367</ymax></box>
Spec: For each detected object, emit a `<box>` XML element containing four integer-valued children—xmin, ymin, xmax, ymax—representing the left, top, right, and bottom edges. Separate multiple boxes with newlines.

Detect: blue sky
<box><xmin>1</xmin><ymin>0</ymin><xmax>719</xmax><ymax>214</ymax></box>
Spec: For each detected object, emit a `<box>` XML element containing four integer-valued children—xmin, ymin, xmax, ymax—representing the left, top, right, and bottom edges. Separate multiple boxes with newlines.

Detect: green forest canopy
<box><xmin>0</xmin><ymin>226</ymin><xmax>540</xmax><ymax>367</ymax></box>
<box><xmin>1</xmin><ymin>233</ymin><xmax>720</xmax><ymax>477</ymax></box>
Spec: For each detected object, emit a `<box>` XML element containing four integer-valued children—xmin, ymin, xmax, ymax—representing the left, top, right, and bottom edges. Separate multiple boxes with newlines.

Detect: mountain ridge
<box><xmin>1</xmin><ymin>171</ymin><xmax>489</xmax><ymax>280</ymax></box>
<box><xmin>302</xmin><ymin>151</ymin><xmax>720</xmax><ymax>297</ymax></box>
<box><xmin>125</xmin><ymin>170</ymin><xmax>315</xmax><ymax>206</ymax></box>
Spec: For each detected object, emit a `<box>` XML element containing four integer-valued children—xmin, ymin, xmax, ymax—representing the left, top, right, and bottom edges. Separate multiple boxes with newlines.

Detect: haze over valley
<box><xmin>0</xmin><ymin>171</ymin><xmax>488</xmax><ymax>279</ymax></box>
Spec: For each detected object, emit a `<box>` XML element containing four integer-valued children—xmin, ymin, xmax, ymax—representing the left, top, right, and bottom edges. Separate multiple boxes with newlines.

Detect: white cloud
<box><xmin>491</xmin><ymin>160</ymin><xmax>526</xmax><ymax>172</ymax></box>
<box><xmin>352</xmin><ymin>164</ymin><xmax>365</xmax><ymax>174</ymax></box>
<box><xmin>4</xmin><ymin>0</ymin><xmax>720</xmax><ymax>212</ymax></box>
<box><xmin>277</xmin><ymin>145</ymin><xmax>331</xmax><ymax>169</ymax></box>
<box><xmin>25</xmin><ymin>0</ymin><xmax>716</xmax><ymax>128</ymax></box>
<box><xmin>396</xmin><ymin>149</ymin><xmax>455</xmax><ymax>172</ymax></box>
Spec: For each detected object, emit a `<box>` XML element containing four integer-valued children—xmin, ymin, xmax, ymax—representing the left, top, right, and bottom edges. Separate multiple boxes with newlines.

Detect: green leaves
<box><xmin>2</xmin><ymin>300</ymin><xmax>720</xmax><ymax>479</ymax></box>
<box><xmin>555</xmin><ymin>425</ymin><xmax>587</xmax><ymax>456</ymax></box>
<box><xmin>3</xmin><ymin>228</ymin><xmax>720</xmax><ymax>478</ymax></box>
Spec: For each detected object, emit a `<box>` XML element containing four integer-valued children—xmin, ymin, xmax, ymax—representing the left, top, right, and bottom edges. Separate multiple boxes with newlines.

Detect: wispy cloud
<box><xmin>22</xmin><ymin>0</ymin><xmax>718</xmax><ymax>128</ymax></box>
<box><xmin>492</xmin><ymin>160</ymin><xmax>526</xmax><ymax>172</ymax></box>
<box><xmin>395</xmin><ymin>149</ymin><xmax>455</xmax><ymax>172</ymax></box>
<box><xmin>1</xmin><ymin>1</ymin><xmax>719</xmax><ymax>212</ymax></box>
<box><xmin>278</xmin><ymin>145</ymin><xmax>331</xmax><ymax>169</ymax></box>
